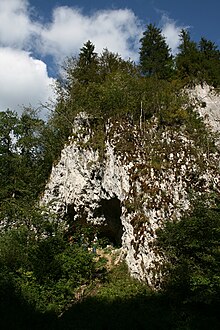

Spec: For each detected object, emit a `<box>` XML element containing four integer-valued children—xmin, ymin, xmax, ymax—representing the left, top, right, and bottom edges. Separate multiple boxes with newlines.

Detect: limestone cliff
<box><xmin>42</xmin><ymin>85</ymin><xmax>220</xmax><ymax>288</ymax></box>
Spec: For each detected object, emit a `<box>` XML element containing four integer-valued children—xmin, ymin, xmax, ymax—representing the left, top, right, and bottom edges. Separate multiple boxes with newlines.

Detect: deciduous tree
<box><xmin>157</xmin><ymin>199</ymin><xmax>220</xmax><ymax>304</ymax></box>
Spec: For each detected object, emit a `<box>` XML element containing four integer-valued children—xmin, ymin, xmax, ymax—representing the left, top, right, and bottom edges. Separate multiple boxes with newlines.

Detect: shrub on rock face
<box><xmin>156</xmin><ymin>198</ymin><xmax>220</xmax><ymax>304</ymax></box>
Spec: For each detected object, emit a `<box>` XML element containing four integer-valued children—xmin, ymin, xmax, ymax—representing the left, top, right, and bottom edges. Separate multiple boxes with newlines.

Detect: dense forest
<box><xmin>0</xmin><ymin>25</ymin><xmax>220</xmax><ymax>329</ymax></box>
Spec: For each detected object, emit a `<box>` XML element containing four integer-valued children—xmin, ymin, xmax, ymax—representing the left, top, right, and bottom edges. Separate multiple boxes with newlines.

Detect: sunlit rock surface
<box><xmin>42</xmin><ymin>86</ymin><xmax>220</xmax><ymax>288</ymax></box>
<box><xmin>190</xmin><ymin>84</ymin><xmax>220</xmax><ymax>142</ymax></box>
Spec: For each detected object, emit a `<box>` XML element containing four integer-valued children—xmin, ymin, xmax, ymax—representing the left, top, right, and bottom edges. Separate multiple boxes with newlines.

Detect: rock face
<box><xmin>42</xmin><ymin>86</ymin><xmax>220</xmax><ymax>288</ymax></box>
<box><xmin>191</xmin><ymin>84</ymin><xmax>220</xmax><ymax>138</ymax></box>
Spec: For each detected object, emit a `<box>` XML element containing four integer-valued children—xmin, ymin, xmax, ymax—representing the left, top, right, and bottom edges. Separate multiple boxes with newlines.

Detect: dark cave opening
<box><xmin>93</xmin><ymin>197</ymin><xmax>123</xmax><ymax>247</ymax></box>
<box><xmin>65</xmin><ymin>197</ymin><xmax>123</xmax><ymax>248</ymax></box>
<box><xmin>66</xmin><ymin>204</ymin><xmax>77</xmax><ymax>221</ymax></box>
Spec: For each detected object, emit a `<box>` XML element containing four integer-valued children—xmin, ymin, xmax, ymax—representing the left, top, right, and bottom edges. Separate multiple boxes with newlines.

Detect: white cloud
<box><xmin>0</xmin><ymin>47</ymin><xmax>55</xmax><ymax>115</ymax></box>
<box><xmin>160</xmin><ymin>14</ymin><xmax>186</xmax><ymax>55</ymax></box>
<box><xmin>39</xmin><ymin>7</ymin><xmax>142</xmax><ymax>61</ymax></box>
<box><xmin>0</xmin><ymin>0</ymin><xmax>39</xmax><ymax>49</ymax></box>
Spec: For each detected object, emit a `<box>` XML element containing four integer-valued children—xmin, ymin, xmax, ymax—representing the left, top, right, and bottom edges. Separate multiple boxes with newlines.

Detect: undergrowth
<box><xmin>1</xmin><ymin>248</ymin><xmax>219</xmax><ymax>330</ymax></box>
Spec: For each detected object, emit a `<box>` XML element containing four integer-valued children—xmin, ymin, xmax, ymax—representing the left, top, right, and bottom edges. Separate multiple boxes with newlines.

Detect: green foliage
<box><xmin>0</xmin><ymin>226</ymin><xmax>31</xmax><ymax>271</ymax></box>
<box><xmin>30</xmin><ymin>235</ymin><xmax>67</xmax><ymax>283</ymax></box>
<box><xmin>156</xmin><ymin>199</ymin><xmax>220</xmax><ymax>304</ymax></box>
<box><xmin>50</xmin><ymin>42</ymin><xmax>141</xmax><ymax>146</ymax></box>
<box><xmin>175</xmin><ymin>29</ymin><xmax>201</xmax><ymax>83</ymax></box>
<box><xmin>58</xmin><ymin>245</ymin><xmax>94</xmax><ymax>282</ymax></box>
<box><xmin>175</xmin><ymin>29</ymin><xmax>220</xmax><ymax>87</ymax></box>
<box><xmin>198</xmin><ymin>37</ymin><xmax>220</xmax><ymax>87</ymax></box>
<box><xmin>57</xmin><ymin>260</ymin><xmax>220</xmax><ymax>330</ymax></box>
<box><xmin>96</xmin><ymin>261</ymin><xmax>149</xmax><ymax>301</ymax></box>
<box><xmin>16</xmin><ymin>244</ymin><xmax>95</xmax><ymax>313</ymax></box>
<box><xmin>0</xmin><ymin>221</ymin><xmax>96</xmax><ymax>314</ymax></box>
<box><xmin>0</xmin><ymin>108</ymin><xmax>63</xmax><ymax>232</ymax></box>
<box><xmin>0</xmin><ymin>110</ymin><xmax>19</xmax><ymax>200</ymax></box>
<box><xmin>50</xmin><ymin>37</ymin><xmax>219</xmax><ymax>160</ymax></box>
<box><xmin>0</xmin><ymin>109</ymin><xmax>51</xmax><ymax>203</ymax></box>
<box><xmin>142</xmin><ymin>78</ymin><xmax>189</xmax><ymax>126</ymax></box>
<box><xmin>99</xmin><ymin>48</ymin><xmax>137</xmax><ymax>80</ymax></box>
<box><xmin>139</xmin><ymin>23</ymin><xmax>174</xmax><ymax>79</ymax></box>
<box><xmin>73</xmin><ymin>40</ymin><xmax>99</xmax><ymax>84</ymax></box>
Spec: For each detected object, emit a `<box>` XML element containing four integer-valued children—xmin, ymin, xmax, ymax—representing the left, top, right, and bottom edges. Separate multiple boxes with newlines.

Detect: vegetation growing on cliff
<box><xmin>50</xmin><ymin>27</ymin><xmax>220</xmax><ymax>155</ymax></box>
<box><xmin>0</xmin><ymin>24</ymin><xmax>220</xmax><ymax>329</ymax></box>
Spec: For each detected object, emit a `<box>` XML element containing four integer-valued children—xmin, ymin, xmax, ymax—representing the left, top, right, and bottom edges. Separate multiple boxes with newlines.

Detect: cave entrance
<box><xmin>65</xmin><ymin>197</ymin><xmax>123</xmax><ymax>248</ymax></box>
<box><xmin>94</xmin><ymin>197</ymin><xmax>123</xmax><ymax>247</ymax></box>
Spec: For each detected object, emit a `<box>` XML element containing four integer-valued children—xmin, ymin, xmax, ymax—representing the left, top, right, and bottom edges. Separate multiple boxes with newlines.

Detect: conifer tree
<box><xmin>75</xmin><ymin>40</ymin><xmax>99</xmax><ymax>84</ymax></box>
<box><xmin>199</xmin><ymin>37</ymin><xmax>220</xmax><ymax>86</ymax></box>
<box><xmin>175</xmin><ymin>29</ymin><xmax>200</xmax><ymax>82</ymax></box>
<box><xmin>139</xmin><ymin>23</ymin><xmax>173</xmax><ymax>79</ymax></box>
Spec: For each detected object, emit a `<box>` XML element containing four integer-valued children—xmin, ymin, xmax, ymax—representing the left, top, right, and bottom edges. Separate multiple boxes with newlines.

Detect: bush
<box><xmin>156</xmin><ymin>199</ymin><xmax>220</xmax><ymax>304</ymax></box>
<box><xmin>0</xmin><ymin>224</ymin><xmax>96</xmax><ymax>314</ymax></box>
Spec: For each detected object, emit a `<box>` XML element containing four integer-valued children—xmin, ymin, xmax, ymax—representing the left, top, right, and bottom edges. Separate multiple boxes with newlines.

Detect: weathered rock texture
<box><xmin>191</xmin><ymin>84</ymin><xmax>220</xmax><ymax>141</ymax></box>
<box><xmin>42</xmin><ymin>85</ymin><xmax>220</xmax><ymax>288</ymax></box>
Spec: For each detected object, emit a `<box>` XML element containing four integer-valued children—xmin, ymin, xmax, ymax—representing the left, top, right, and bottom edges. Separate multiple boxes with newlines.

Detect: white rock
<box><xmin>42</xmin><ymin>88</ymin><xmax>220</xmax><ymax>288</ymax></box>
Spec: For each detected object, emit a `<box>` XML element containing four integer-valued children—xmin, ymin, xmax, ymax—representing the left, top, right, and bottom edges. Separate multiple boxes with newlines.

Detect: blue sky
<box><xmin>30</xmin><ymin>0</ymin><xmax>220</xmax><ymax>46</ymax></box>
<box><xmin>0</xmin><ymin>0</ymin><xmax>219</xmax><ymax>116</ymax></box>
